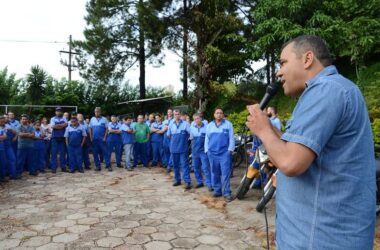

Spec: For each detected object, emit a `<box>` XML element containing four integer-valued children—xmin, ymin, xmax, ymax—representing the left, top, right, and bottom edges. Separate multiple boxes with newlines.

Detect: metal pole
<box><xmin>69</xmin><ymin>35</ymin><xmax>72</xmax><ymax>82</ymax></box>
<box><xmin>5</xmin><ymin>105</ymin><xmax>8</xmax><ymax>114</ymax></box>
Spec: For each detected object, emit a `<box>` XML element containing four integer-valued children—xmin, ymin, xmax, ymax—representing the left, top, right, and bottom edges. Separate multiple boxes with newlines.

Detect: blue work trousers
<box><xmin>208</xmin><ymin>151</ymin><xmax>232</xmax><ymax>197</ymax></box>
<box><xmin>82</xmin><ymin>146</ymin><xmax>90</xmax><ymax>168</ymax></box>
<box><xmin>17</xmin><ymin>148</ymin><xmax>36</xmax><ymax>175</ymax></box>
<box><xmin>192</xmin><ymin>152</ymin><xmax>212</xmax><ymax>187</ymax></box>
<box><xmin>133</xmin><ymin>142</ymin><xmax>148</xmax><ymax>167</ymax></box>
<box><xmin>107</xmin><ymin>141</ymin><xmax>122</xmax><ymax>166</ymax></box>
<box><xmin>5</xmin><ymin>146</ymin><xmax>16</xmax><ymax>178</ymax></box>
<box><xmin>0</xmin><ymin>150</ymin><xmax>6</xmax><ymax>179</ymax></box>
<box><xmin>51</xmin><ymin>138</ymin><xmax>66</xmax><ymax>171</ymax></box>
<box><xmin>68</xmin><ymin>145</ymin><xmax>83</xmax><ymax>171</ymax></box>
<box><xmin>33</xmin><ymin>149</ymin><xmax>46</xmax><ymax>172</ymax></box>
<box><xmin>172</xmin><ymin>152</ymin><xmax>191</xmax><ymax>184</ymax></box>
<box><xmin>151</xmin><ymin>141</ymin><xmax>163</xmax><ymax>166</ymax></box>
<box><xmin>92</xmin><ymin>140</ymin><xmax>110</xmax><ymax>169</ymax></box>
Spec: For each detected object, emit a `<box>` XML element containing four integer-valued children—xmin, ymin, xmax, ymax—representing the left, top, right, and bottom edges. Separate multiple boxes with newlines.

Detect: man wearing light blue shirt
<box><xmin>106</xmin><ymin>115</ymin><xmax>123</xmax><ymax>169</ymax></box>
<box><xmin>167</xmin><ymin>110</ymin><xmax>191</xmax><ymax>189</ymax></box>
<box><xmin>190</xmin><ymin>113</ymin><xmax>212</xmax><ymax>191</ymax></box>
<box><xmin>8</xmin><ymin>111</ymin><xmax>19</xmax><ymax>156</ymax></box>
<box><xmin>162</xmin><ymin>109</ymin><xmax>174</xmax><ymax>172</ymax></box>
<box><xmin>64</xmin><ymin>117</ymin><xmax>87</xmax><ymax>173</ymax></box>
<box><xmin>150</xmin><ymin>114</ymin><xmax>164</xmax><ymax>167</ymax></box>
<box><xmin>121</xmin><ymin>116</ymin><xmax>135</xmax><ymax>170</ymax></box>
<box><xmin>205</xmin><ymin>108</ymin><xmax>235</xmax><ymax>202</ymax></box>
<box><xmin>50</xmin><ymin>107</ymin><xmax>68</xmax><ymax>173</ymax></box>
<box><xmin>246</xmin><ymin>35</ymin><xmax>375</xmax><ymax>249</ymax></box>
<box><xmin>78</xmin><ymin>113</ymin><xmax>91</xmax><ymax>170</ymax></box>
<box><xmin>89</xmin><ymin>107</ymin><xmax>111</xmax><ymax>171</ymax></box>
<box><xmin>267</xmin><ymin>107</ymin><xmax>282</xmax><ymax>131</ymax></box>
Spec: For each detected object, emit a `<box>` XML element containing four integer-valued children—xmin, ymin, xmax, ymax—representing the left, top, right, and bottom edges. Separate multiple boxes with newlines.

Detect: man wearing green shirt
<box><xmin>133</xmin><ymin>115</ymin><xmax>150</xmax><ymax>168</ymax></box>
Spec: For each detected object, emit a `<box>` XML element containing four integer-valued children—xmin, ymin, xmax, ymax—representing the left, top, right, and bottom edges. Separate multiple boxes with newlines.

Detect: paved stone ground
<box><xmin>0</xmin><ymin>163</ymin><xmax>277</xmax><ymax>250</ymax></box>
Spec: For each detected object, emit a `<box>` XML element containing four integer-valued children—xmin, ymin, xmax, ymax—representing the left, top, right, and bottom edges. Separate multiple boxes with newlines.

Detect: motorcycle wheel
<box><xmin>256</xmin><ymin>185</ymin><xmax>276</xmax><ymax>212</ymax></box>
<box><xmin>235</xmin><ymin>175</ymin><xmax>254</xmax><ymax>200</ymax></box>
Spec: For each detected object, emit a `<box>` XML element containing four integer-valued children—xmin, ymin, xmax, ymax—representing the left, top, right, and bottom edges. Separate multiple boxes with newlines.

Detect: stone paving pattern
<box><xmin>0</xmin><ymin>165</ymin><xmax>276</xmax><ymax>249</ymax></box>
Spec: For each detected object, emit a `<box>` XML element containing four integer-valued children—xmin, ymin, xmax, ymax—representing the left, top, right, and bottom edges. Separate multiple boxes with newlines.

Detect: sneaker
<box><xmin>51</xmin><ymin>169</ymin><xmax>56</xmax><ymax>174</ymax></box>
<box><xmin>117</xmin><ymin>165</ymin><xmax>123</xmax><ymax>168</ymax></box>
<box><xmin>167</xmin><ymin>168</ymin><xmax>172</xmax><ymax>173</ymax></box>
<box><xmin>185</xmin><ymin>183</ymin><xmax>192</xmax><ymax>190</ymax></box>
<box><xmin>107</xmin><ymin>167</ymin><xmax>113</xmax><ymax>172</ymax></box>
<box><xmin>208</xmin><ymin>187</ymin><xmax>214</xmax><ymax>192</ymax></box>
<box><xmin>78</xmin><ymin>169</ymin><xmax>84</xmax><ymax>173</ymax></box>
<box><xmin>62</xmin><ymin>168</ymin><xmax>67</xmax><ymax>173</ymax></box>
<box><xmin>95</xmin><ymin>167</ymin><xmax>101</xmax><ymax>171</ymax></box>
<box><xmin>69</xmin><ymin>170</ymin><xmax>75</xmax><ymax>174</ymax></box>
<box><xmin>195</xmin><ymin>183</ymin><xmax>204</xmax><ymax>189</ymax></box>
<box><xmin>173</xmin><ymin>182</ymin><xmax>181</xmax><ymax>187</ymax></box>
<box><xmin>224</xmin><ymin>196</ymin><xmax>233</xmax><ymax>203</ymax></box>
<box><xmin>126</xmin><ymin>167</ymin><xmax>133</xmax><ymax>171</ymax></box>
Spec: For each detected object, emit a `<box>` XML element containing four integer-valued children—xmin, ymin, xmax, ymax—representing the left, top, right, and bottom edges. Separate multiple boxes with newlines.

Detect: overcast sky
<box><xmin>0</xmin><ymin>0</ymin><xmax>183</xmax><ymax>91</ymax></box>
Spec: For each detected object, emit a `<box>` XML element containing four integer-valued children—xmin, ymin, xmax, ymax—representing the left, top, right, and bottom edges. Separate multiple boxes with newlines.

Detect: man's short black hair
<box><xmin>282</xmin><ymin>35</ymin><xmax>333</xmax><ymax>67</ymax></box>
<box><xmin>214</xmin><ymin>107</ymin><xmax>224</xmax><ymax>114</ymax></box>
<box><xmin>21</xmin><ymin>114</ymin><xmax>29</xmax><ymax>119</ymax></box>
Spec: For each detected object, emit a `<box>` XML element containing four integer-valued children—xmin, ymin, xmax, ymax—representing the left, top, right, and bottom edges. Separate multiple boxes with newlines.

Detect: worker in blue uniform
<box><xmin>4</xmin><ymin>115</ymin><xmax>17</xmax><ymax>179</ymax></box>
<box><xmin>17</xmin><ymin>114</ymin><xmax>37</xmax><ymax>177</ymax></box>
<box><xmin>78</xmin><ymin>113</ymin><xmax>91</xmax><ymax>170</ymax></box>
<box><xmin>33</xmin><ymin>121</ymin><xmax>46</xmax><ymax>173</ymax></box>
<box><xmin>7</xmin><ymin>111</ymin><xmax>19</xmax><ymax>156</ymax></box>
<box><xmin>205</xmin><ymin>108</ymin><xmax>235</xmax><ymax>202</ymax></box>
<box><xmin>50</xmin><ymin>107</ymin><xmax>68</xmax><ymax>173</ymax></box>
<box><xmin>0</xmin><ymin>116</ymin><xmax>8</xmax><ymax>182</ymax></box>
<box><xmin>190</xmin><ymin>113</ymin><xmax>212</xmax><ymax>191</ymax></box>
<box><xmin>121</xmin><ymin>116</ymin><xmax>135</xmax><ymax>170</ymax></box>
<box><xmin>107</xmin><ymin>115</ymin><xmax>123</xmax><ymax>168</ymax></box>
<box><xmin>162</xmin><ymin>109</ymin><xmax>174</xmax><ymax>172</ymax></box>
<box><xmin>89</xmin><ymin>107</ymin><xmax>111</xmax><ymax>171</ymax></box>
<box><xmin>167</xmin><ymin>110</ymin><xmax>192</xmax><ymax>190</ymax></box>
<box><xmin>65</xmin><ymin>117</ymin><xmax>86</xmax><ymax>173</ymax></box>
<box><xmin>145</xmin><ymin>114</ymin><xmax>155</xmax><ymax>164</ymax></box>
<box><xmin>150</xmin><ymin>114</ymin><xmax>164</xmax><ymax>167</ymax></box>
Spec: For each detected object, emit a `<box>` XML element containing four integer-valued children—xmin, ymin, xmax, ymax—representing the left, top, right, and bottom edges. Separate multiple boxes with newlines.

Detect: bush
<box><xmin>228</xmin><ymin>109</ymin><xmax>249</xmax><ymax>135</ymax></box>
<box><xmin>372</xmin><ymin>119</ymin><xmax>380</xmax><ymax>146</ymax></box>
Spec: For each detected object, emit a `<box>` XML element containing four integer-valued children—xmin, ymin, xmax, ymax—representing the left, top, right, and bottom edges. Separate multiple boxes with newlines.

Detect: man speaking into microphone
<box><xmin>246</xmin><ymin>35</ymin><xmax>375</xmax><ymax>249</ymax></box>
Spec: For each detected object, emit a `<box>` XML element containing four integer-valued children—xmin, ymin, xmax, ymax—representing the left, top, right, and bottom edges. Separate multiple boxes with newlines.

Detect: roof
<box><xmin>118</xmin><ymin>96</ymin><xmax>173</xmax><ymax>105</ymax></box>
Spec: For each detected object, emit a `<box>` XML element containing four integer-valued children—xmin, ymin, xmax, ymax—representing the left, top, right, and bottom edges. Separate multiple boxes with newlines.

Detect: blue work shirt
<box><xmin>190</xmin><ymin>122</ymin><xmax>207</xmax><ymax>157</ymax></box>
<box><xmin>163</xmin><ymin>118</ymin><xmax>173</xmax><ymax>137</ymax></box>
<box><xmin>50</xmin><ymin>116</ymin><xmax>68</xmax><ymax>138</ymax></box>
<box><xmin>167</xmin><ymin>119</ymin><xmax>190</xmax><ymax>154</ymax></box>
<box><xmin>9</xmin><ymin>119</ymin><xmax>20</xmax><ymax>130</ymax></box>
<box><xmin>33</xmin><ymin>130</ymin><xmax>45</xmax><ymax>150</ymax></box>
<box><xmin>205</xmin><ymin>119</ymin><xmax>235</xmax><ymax>155</ymax></box>
<box><xmin>64</xmin><ymin>124</ymin><xmax>86</xmax><ymax>146</ymax></box>
<box><xmin>0</xmin><ymin>126</ymin><xmax>5</xmax><ymax>150</ymax></box>
<box><xmin>89</xmin><ymin>116</ymin><xmax>108</xmax><ymax>141</ymax></box>
<box><xmin>277</xmin><ymin>65</ymin><xmax>375</xmax><ymax>249</ymax></box>
<box><xmin>120</xmin><ymin>123</ymin><xmax>135</xmax><ymax>144</ymax></box>
<box><xmin>4</xmin><ymin>123</ymin><xmax>15</xmax><ymax>147</ymax></box>
<box><xmin>107</xmin><ymin>122</ymin><xmax>122</xmax><ymax>143</ymax></box>
<box><xmin>150</xmin><ymin>122</ymin><xmax>164</xmax><ymax>143</ymax></box>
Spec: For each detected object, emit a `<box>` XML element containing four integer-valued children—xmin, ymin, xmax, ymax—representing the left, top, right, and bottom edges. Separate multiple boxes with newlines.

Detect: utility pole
<box><xmin>60</xmin><ymin>35</ymin><xmax>79</xmax><ymax>82</ymax></box>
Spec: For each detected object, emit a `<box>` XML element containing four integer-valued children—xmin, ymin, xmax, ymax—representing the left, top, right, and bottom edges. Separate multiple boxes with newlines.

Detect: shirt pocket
<box><xmin>222</xmin><ymin>129</ymin><xmax>229</xmax><ymax>134</ymax></box>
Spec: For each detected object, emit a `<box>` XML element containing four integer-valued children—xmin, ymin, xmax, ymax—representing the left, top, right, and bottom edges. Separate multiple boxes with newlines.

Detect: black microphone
<box><xmin>259</xmin><ymin>84</ymin><xmax>278</xmax><ymax>110</ymax></box>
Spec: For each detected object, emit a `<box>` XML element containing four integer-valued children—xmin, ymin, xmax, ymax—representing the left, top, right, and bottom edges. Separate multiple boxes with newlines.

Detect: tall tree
<box><xmin>74</xmin><ymin>0</ymin><xmax>168</xmax><ymax>111</ymax></box>
<box><xmin>25</xmin><ymin>65</ymin><xmax>49</xmax><ymax>105</ymax></box>
<box><xmin>0</xmin><ymin>67</ymin><xmax>20</xmax><ymax>105</ymax></box>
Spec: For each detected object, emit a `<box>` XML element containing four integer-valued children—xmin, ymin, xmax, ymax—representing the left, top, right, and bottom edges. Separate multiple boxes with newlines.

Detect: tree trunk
<box><xmin>182</xmin><ymin>0</ymin><xmax>189</xmax><ymax>100</ymax></box>
<box><xmin>138</xmin><ymin>0</ymin><xmax>146</xmax><ymax>113</ymax></box>
<box><xmin>265</xmin><ymin>52</ymin><xmax>270</xmax><ymax>85</ymax></box>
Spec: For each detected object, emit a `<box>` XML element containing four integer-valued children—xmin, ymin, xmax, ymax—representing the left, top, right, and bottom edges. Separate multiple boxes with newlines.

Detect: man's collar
<box><xmin>305</xmin><ymin>65</ymin><xmax>338</xmax><ymax>88</ymax></box>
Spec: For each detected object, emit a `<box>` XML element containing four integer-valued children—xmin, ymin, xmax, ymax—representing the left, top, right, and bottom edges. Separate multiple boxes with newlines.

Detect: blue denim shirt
<box><xmin>278</xmin><ymin>65</ymin><xmax>375</xmax><ymax>249</ymax></box>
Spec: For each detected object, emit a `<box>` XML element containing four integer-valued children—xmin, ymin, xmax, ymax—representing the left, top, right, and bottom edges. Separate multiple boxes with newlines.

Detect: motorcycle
<box><xmin>234</xmin><ymin>144</ymin><xmax>277</xmax><ymax>201</ymax></box>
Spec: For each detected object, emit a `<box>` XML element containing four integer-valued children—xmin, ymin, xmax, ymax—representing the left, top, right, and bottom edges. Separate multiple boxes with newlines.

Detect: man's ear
<box><xmin>303</xmin><ymin>51</ymin><xmax>314</xmax><ymax>69</ymax></box>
